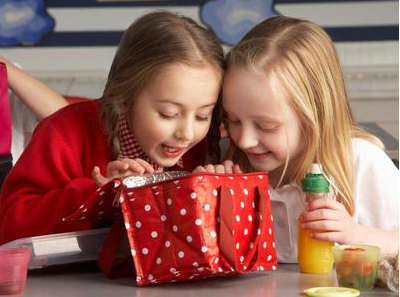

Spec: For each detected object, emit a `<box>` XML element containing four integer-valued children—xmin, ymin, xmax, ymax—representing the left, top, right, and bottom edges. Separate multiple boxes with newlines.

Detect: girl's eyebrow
<box><xmin>157</xmin><ymin>99</ymin><xmax>215</xmax><ymax>109</ymax></box>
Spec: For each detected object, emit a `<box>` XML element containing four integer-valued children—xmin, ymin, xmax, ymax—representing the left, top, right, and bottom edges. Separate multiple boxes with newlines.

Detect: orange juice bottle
<box><xmin>298</xmin><ymin>163</ymin><xmax>334</xmax><ymax>273</ymax></box>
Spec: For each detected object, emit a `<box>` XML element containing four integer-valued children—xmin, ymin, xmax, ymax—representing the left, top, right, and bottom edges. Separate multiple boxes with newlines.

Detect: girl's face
<box><xmin>129</xmin><ymin>63</ymin><xmax>221</xmax><ymax>168</ymax></box>
<box><xmin>223</xmin><ymin>67</ymin><xmax>304</xmax><ymax>181</ymax></box>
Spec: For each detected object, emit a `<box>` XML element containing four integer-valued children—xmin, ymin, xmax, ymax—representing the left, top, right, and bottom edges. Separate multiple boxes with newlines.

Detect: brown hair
<box><xmin>225</xmin><ymin>16</ymin><xmax>383</xmax><ymax>214</ymax></box>
<box><xmin>100</xmin><ymin>11</ymin><xmax>224</xmax><ymax>161</ymax></box>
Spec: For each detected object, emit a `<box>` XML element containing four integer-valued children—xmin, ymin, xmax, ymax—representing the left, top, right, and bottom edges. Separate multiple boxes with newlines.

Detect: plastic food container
<box><xmin>332</xmin><ymin>245</ymin><xmax>380</xmax><ymax>291</ymax></box>
<box><xmin>0</xmin><ymin>247</ymin><xmax>31</xmax><ymax>295</ymax></box>
<box><xmin>1</xmin><ymin>228</ymin><xmax>110</xmax><ymax>270</ymax></box>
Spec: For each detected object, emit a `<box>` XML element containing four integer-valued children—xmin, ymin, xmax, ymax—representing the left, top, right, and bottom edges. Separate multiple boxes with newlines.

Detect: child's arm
<box><xmin>300</xmin><ymin>198</ymin><xmax>399</xmax><ymax>255</ymax></box>
<box><xmin>0</xmin><ymin>55</ymin><xmax>68</xmax><ymax>120</ymax></box>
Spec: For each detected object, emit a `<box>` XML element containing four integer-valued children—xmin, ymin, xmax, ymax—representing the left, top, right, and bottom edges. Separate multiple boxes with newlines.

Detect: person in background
<box><xmin>0</xmin><ymin>11</ymin><xmax>224</xmax><ymax>244</ymax></box>
<box><xmin>195</xmin><ymin>16</ymin><xmax>399</xmax><ymax>258</ymax></box>
<box><xmin>0</xmin><ymin>56</ymin><xmax>69</xmax><ymax>168</ymax></box>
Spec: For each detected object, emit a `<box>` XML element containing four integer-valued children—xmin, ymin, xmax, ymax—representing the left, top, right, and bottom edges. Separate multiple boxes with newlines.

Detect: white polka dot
<box><xmin>136</xmin><ymin>276</ymin><xmax>141</xmax><ymax>283</ymax></box>
<box><xmin>151</xmin><ymin>231</ymin><xmax>158</xmax><ymax>238</ymax></box>
<box><xmin>229</xmin><ymin>176</ymin><xmax>233</xmax><ymax>180</ymax></box>
<box><xmin>267</xmin><ymin>255</ymin><xmax>272</xmax><ymax>261</ymax></box>
<box><xmin>272</xmin><ymin>265</ymin><xmax>277</xmax><ymax>271</ymax></box>
<box><xmin>273</xmin><ymin>242</ymin><xmax>276</xmax><ymax>248</ymax></box>
<box><xmin>165</xmin><ymin>240</ymin><xmax>171</xmax><ymax>248</ymax></box>
<box><xmin>257</xmin><ymin>228</ymin><xmax>261</xmax><ymax>235</ymax></box>
<box><xmin>173</xmin><ymin>180</ymin><xmax>179</xmax><ymax>185</ymax></box>
<box><xmin>79</xmin><ymin>205</ymin><xmax>84</xmax><ymax>209</ymax></box>
<box><xmin>235</xmin><ymin>215</ymin><xmax>240</xmax><ymax>222</ymax></box>
<box><xmin>190</xmin><ymin>192</ymin><xmax>197</xmax><ymax>199</ymax></box>
<box><xmin>167</xmin><ymin>198</ymin><xmax>172</xmax><ymax>205</ymax></box>
<box><xmin>259</xmin><ymin>266</ymin><xmax>264</xmax><ymax>271</ymax></box>
<box><xmin>244</xmin><ymin>229</ymin><xmax>248</xmax><ymax>235</ymax></box>
<box><xmin>98</xmin><ymin>210</ymin><xmax>104</xmax><ymax>215</ymax></box>
<box><xmin>170</xmin><ymin>267</ymin><xmax>177</xmax><ymax>274</ymax></box>
<box><xmin>260</xmin><ymin>214</ymin><xmax>263</xmax><ymax>220</ymax></box>
<box><xmin>144</xmin><ymin>204</ymin><xmax>151</xmax><ymax>211</ymax></box>
<box><xmin>148</xmin><ymin>274</ymin><xmax>153</xmax><ymax>280</ymax></box>
<box><xmin>215</xmin><ymin>176</ymin><xmax>220</xmax><ymax>179</ymax></box>
<box><xmin>125</xmin><ymin>222</ymin><xmax>131</xmax><ymax>229</ymax></box>
<box><xmin>172</xmin><ymin>225</ymin><xmax>178</xmax><ymax>232</ymax></box>
<box><xmin>99</xmin><ymin>191</ymin><xmax>105</xmax><ymax>196</ymax></box>
<box><xmin>119</xmin><ymin>197</ymin><xmax>124</xmax><ymax>203</ymax></box>
<box><xmin>217</xmin><ymin>216</ymin><xmax>221</xmax><ymax>223</ymax></box>
<box><xmin>214</xmin><ymin>257</ymin><xmax>219</xmax><ymax>264</ymax></box>
<box><xmin>243</xmin><ymin>266</ymin><xmax>247</xmax><ymax>270</ymax></box>
<box><xmin>180</xmin><ymin>208</ymin><xmax>187</xmax><ymax>216</ymax></box>
<box><xmin>160</xmin><ymin>215</ymin><xmax>167</xmax><ymax>221</ymax></box>
<box><xmin>142</xmin><ymin>248</ymin><xmax>148</xmax><ymax>255</ymax></box>
<box><xmin>236</xmin><ymin>242</ymin><xmax>240</xmax><ymax>250</ymax></box>
<box><xmin>250</xmin><ymin>242</ymin><xmax>254</xmax><ymax>249</ymax></box>
<box><xmin>243</xmin><ymin>189</ymin><xmax>249</xmax><ymax>195</ymax></box>
<box><xmin>98</xmin><ymin>200</ymin><xmax>104</xmax><ymax>205</ymax></box>
<box><xmin>263</xmin><ymin>242</ymin><xmax>267</xmax><ymax>248</ymax></box>
<box><xmin>204</xmin><ymin>204</ymin><xmax>210</xmax><ymax>211</ymax></box>
<box><xmin>198</xmin><ymin>176</ymin><xmax>203</xmax><ymax>180</ymax></box>
<box><xmin>131</xmin><ymin>249</ymin><xmax>136</xmax><ymax>256</ymax></box>
<box><xmin>198</xmin><ymin>267</ymin><xmax>205</xmax><ymax>272</ymax></box>
<box><xmin>201</xmin><ymin>246</ymin><xmax>208</xmax><ymax>253</ymax></box>
<box><xmin>240</xmin><ymin>256</ymin><xmax>244</xmax><ymax>263</ymax></box>
<box><xmin>80</xmin><ymin>216</ymin><xmax>86</xmax><ymax>220</ymax></box>
<box><xmin>218</xmin><ymin>267</ymin><xmax>223</xmax><ymax>272</ymax></box>
<box><xmin>127</xmin><ymin>192</ymin><xmax>133</xmax><ymax>196</ymax></box>
<box><xmin>243</xmin><ymin>176</ymin><xmax>248</xmax><ymax>180</ymax></box>
<box><xmin>154</xmin><ymin>191</ymin><xmax>159</xmax><ymax>195</ymax></box>
<box><xmin>186</xmin><ymin>236</ymin><xmax>193</xmax><ymax>243</ymax></box>
<box><xmin>230</xmin><ymin>189</ymin><xmax>234</xmax><ymax>195</ymax></box>
<box><xmin>212</xmin><ymin>189</ymin><xmax>218</xmax><ymax>196</ymax></box>
<box><xmin>135</xmin><ymin>221</ymin><xmax>142</xmax><ymax>228</ymax></box>
<box><xmin>156</xmin><ymin>257</ymin><xmax>162</xmax><ymax>264</ymax></box>
<box><xmin>271</xmin><ymin>214</ymin><xmax>274</xmax><ymax>221</ymax></box>
<box><xmin>192</xmin><ymin>262</ymin><xmax>199</xmax><ymax>267</ymax></box>
<box><xmin>248</xmin><ymin>215</ymin><xmax>253</xmax><ymax>222</ymax></box>
<box><xmin>258</xmin><ymin>175</ymin><xmax>263</xmax><ymax>179</ymax></box>
<box><xmin>252</xmin><ymin>202</ymin><xmax>255</xmax><ymax>208</ymax></box>
<box><xmin>195</xmin><ymin>219</ymin><xmax>202</xmax><ymax>226</ymax></box>
<box><xmin>178</xmin><ymin>251</ymin><xmax>184</xmax><ymax>258</ymax></box>
<box><xmin>210</xmin><ymin>230</ymin><xmax>217</xmax><ymax>237</ymax></box>
<box><xmin>240</xmin><ymin>201</ymin><xmax>245</xmax><ymax>208</ymax></box>
<box><xmin>268</xmin><ymin>228</ymin><xmax>272</xmax><ymax>235</ymax></box>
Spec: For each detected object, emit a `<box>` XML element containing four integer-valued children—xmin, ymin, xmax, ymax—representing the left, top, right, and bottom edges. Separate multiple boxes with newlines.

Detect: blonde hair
<box><xmin>100</xmin><ymin>11</ymin><xmax>224</xmax><ymax>161</ymax></box>
<box><xmin>225</xmin><ymin>16</ymin><xmax>383</xmax><ymax>215</ymax></box>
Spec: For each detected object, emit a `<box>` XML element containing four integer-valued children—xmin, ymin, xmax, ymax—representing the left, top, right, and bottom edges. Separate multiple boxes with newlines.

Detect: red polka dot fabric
<box><xmin>119</xmin><ymin>172</ymin><xmax>277</xmax><ymax>286</ymax></box>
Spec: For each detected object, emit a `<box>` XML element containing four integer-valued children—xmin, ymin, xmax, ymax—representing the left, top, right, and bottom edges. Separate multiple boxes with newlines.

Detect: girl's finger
<box><xmin>300</xmin><ymin>208</ymin><xmax>339</xmax><ymax>222</ymax></box>
<box><xmin>92</xmin><ymin>166</ymin><xmax>109</xmax><ymax>187</ymax></box>
<box><xmin>204</xmin><ymin>164</ymin><xmax>216</xmax><ymax>173</ymax></box>
<box><xmin>193</xmin><ymin>166</ymin><xmax>206</xmax><ymax>173</ymax></box>
<box><xmin>233</xmin><ymin>164</ymin><xmax>243</xmax><ymax>174</ymax></box>
<box><xmin>301</xmin><ymin>220</ymin><xmax>343</xmax><ymax>233</ymax></box>
<box><xmin>311</xmin><ymin>231</ymin><xmax>342</xmax><ymax>243</ymax></box>
<box><xmin>215</xmin><ymin>164</ymin><xmax>226</xmax><ymax>173</ymax></box>
<box><xmin>307</xmin><ymin>197</ymin><xmax>346</xmax><ymax>212</ymax></box>
<box><xmin>133</xmin><ymin>158</ymin><xmax>155</xmax><ymax>173</ymax></box>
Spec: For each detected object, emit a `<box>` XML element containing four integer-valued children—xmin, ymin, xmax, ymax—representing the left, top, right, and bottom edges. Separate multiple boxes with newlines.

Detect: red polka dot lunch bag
<box><xmin>68</xmin><ymin>171</ymin><xmax>278</xmax><ymax>286</ymax></box>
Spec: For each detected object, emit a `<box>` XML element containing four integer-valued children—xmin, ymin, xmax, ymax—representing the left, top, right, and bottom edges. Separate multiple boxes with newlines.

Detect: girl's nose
<box><xmin>237</xmin><ymin>126</ymin><xmax>258</xmax><ymax>149</ymax></box>
<box><xmin>174</xmin><ymin>119</ymin><xmax>194</xmax><ymax>142</ymax></box>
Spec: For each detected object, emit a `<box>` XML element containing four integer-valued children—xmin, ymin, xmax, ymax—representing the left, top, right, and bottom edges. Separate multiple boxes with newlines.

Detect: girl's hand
<box><xmin>193</xmin><ymin>160</ymin><xmax>242</xmax><ymax>174</ymax></box>
<box><xmin>299</xmin><ymin>197</ymin><xmax>362</xmax><ymax>245</ymax></box>
<box><xmin>92</xmin><ymin>158</ymin><xmax>156</xmax><ymax>187</ymax></box>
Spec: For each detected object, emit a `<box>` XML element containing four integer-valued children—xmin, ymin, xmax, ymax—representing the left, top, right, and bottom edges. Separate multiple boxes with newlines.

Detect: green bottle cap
<box><xmin>302</xmin><ymin>163</ymin><xmax>330</xmax><ymax>193</ymax></box>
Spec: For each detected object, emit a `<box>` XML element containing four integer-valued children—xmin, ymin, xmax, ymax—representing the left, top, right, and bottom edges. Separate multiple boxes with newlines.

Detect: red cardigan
<box><xmin>0</xmin><ymin>100</ymin><xmax>206</xmax><ymax>244</ymax></box>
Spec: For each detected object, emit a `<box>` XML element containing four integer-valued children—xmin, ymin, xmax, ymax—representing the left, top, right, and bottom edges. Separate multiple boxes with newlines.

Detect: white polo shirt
<box><xmin>269</xmin><ymin>138</ymin><xmax>399</xmax><ymax>263</ymax></box>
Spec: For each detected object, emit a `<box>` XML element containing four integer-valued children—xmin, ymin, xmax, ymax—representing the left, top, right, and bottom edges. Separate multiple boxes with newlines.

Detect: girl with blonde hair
<box><xmin>0</xmin><ymin>11</ymin><xmax>224</xmax><ymax>244</ymax></box>
<box><xmin>197</xmin><ymin>16</ymin><xmax>398</xmax><ymax>260</ymax></box>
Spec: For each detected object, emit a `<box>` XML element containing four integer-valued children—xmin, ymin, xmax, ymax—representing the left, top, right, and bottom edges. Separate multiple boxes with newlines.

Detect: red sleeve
<box><xmin>0</xmin><ymin>116</ymin><xmax>104</xmax><ymax>244</ymax></box>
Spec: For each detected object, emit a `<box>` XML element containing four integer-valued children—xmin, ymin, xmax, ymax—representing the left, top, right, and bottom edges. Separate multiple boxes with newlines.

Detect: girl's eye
<box><xmin>159</xmin><ymin>112</ymin><xmax>177</xmax><ymax>119</ymax></box>
<box><xmin>196</xmin><ymin>115</ymin><xmax>211</xmax><ymax>122</ymax></box>
<box><xmin>258</xmin><ymin>124</ymin><xmax>279</xmax><ymax>132</ymax></box>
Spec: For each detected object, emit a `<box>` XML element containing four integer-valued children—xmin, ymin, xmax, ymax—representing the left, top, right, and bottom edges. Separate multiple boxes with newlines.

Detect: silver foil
<box><xmin>122</xmin><ymin>171</ymin><xmax>189</xmax><ymax>188</ymax></box>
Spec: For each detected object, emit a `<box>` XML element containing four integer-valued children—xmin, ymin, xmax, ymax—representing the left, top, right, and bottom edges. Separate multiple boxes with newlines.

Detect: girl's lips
<box><xmin>246</xmin><ymin>151</ymin><xmax>272</xmax><ymax>160</ymax></box>
<box><xmin>161</xmin><ymin>145</ymin><xmax>185</xmax><ymax>158</ymax></box>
